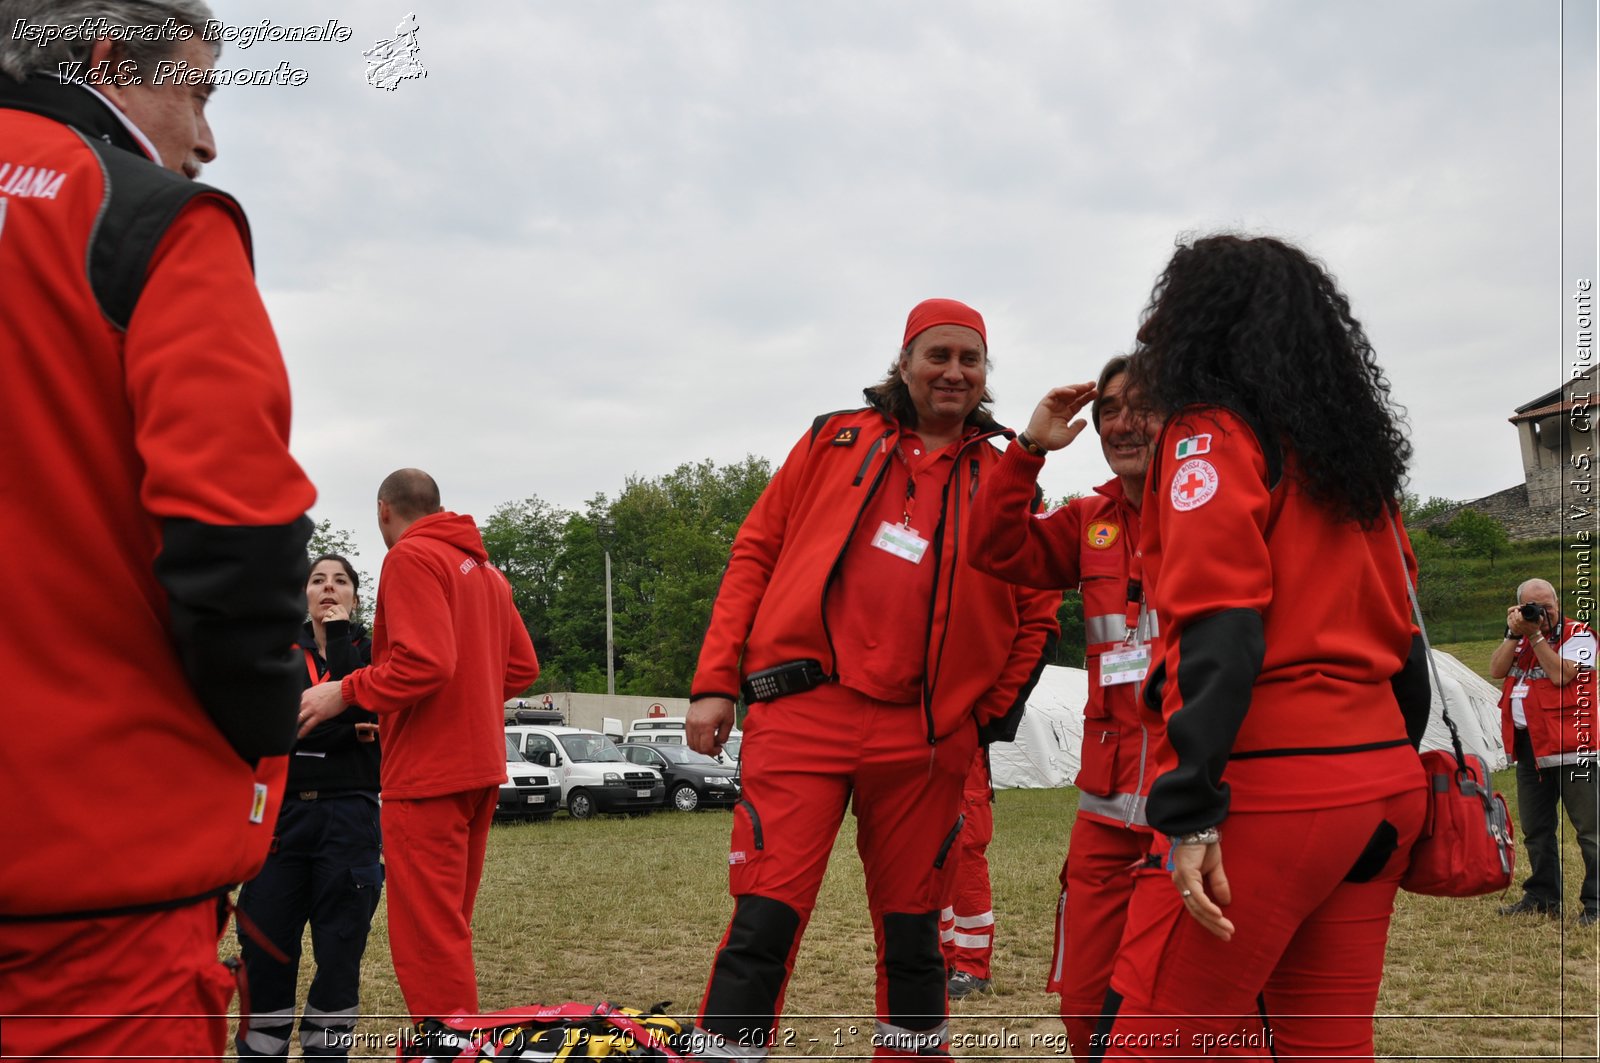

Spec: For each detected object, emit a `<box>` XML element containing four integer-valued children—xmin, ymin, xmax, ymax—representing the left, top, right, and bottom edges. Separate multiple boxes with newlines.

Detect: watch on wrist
<box><xmin>1177</xmin><ymin>827</ymin><xmax>1220</xmax><ymax>846</ymax></box>
<box><xmin>1016</xmin><ymin>432</ymin><xmax>1047</xmax><ymax>457</ymax></box>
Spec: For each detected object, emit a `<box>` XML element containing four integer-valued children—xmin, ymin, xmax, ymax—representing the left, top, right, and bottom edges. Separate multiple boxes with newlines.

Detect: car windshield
<box><xmin>654</xmin><ymin>744</ymin><xmax>719</xmax><ymax>767</ymax></box>
<box><xmin>559</xmin><ymin>733</ymin><xmax>625</xmax><ymax>763</ymax></box>
<box><xmin>505</xmin><ymin>735</ymin><xmax>527</xmax><ymax>762</ymax></box>
<box><xmin>722</xmin><ymin>738</ymin><xmax>742</xmax><ymax>760</ymax></box>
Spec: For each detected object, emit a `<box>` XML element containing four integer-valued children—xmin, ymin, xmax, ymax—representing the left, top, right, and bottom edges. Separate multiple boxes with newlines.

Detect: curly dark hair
<box><xmin>1127</xmin><ymin>233</ymin><xmax>1411</xmax><ymax>525</ymax></box>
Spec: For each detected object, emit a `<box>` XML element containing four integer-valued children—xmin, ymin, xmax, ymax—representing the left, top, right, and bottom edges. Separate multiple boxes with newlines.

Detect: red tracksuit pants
<box><xmin>698</xmin><ymin>683</ymin><xmax>976</xmax><ymax>1059</ymax></box>
<box><xmin>382</xmin><ymin>788</ymin><xmax>497</xmax><ymax>1023</ymax></box>
<box><xmin>0</xmin><ymin>897</ymin><xmax>235</xmax><ymax>1061</ymax></box>
<box><xmin>1100</xmin><ymin>788</ymin><xmax>1426</xmax><ymax>1060</ymax></box>
<box><xmin>1046</xmin><ymin>816</ymin><xmax>1150</xmax><ymax>1061</ymax></box>
<box><xmin>940</xmin><ymin>753</ymin><xmax>995</xmax><ymax>979</ymax></box>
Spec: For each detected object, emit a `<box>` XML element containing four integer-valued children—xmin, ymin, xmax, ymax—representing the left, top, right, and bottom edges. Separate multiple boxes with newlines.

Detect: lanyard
<box><xmin>304</xmin><ymin>646</ymin><xmax>328</xmax><ymax>686</ymax></box>
<box><xmin>892</xmin><ymin>444</ymin><xmax>918</xmax><ymax>527</ymax></box>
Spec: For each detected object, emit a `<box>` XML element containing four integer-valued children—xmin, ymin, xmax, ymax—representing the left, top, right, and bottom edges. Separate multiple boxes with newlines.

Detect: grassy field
<box><xmin>1417</xmin><ymin>538</ymin><xmax>1574</xmax><ymax>645</ymax></box>
<box><xmin>239</xmin><ymin>780</ymin><xmax>1599</xmax><ymax>1061</ymax></box>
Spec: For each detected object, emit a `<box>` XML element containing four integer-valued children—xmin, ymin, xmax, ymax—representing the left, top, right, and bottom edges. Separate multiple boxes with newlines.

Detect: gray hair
<box><xmin>0</xmin><ymin>0</ymin><xmax>218</xmax><ymax>83</ymax></box>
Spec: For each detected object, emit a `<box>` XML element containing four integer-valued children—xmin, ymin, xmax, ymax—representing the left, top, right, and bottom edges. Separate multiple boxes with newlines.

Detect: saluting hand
<box><xmin>1024</xmin><ymin>383</ymin><xmax>1098</xmax><ymax>452</ymax></box>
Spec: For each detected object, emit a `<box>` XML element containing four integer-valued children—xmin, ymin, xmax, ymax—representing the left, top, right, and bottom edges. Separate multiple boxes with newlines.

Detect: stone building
<box><xmin>1423</xmin><ymin>367</ymin><xmax>1593</xmax><ymax>541</ymax></box>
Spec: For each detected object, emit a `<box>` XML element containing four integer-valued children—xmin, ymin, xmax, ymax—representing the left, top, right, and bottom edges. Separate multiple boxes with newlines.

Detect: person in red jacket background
<box><xmin>299</xmin><ymin>469</ymin><xmax>540</xmax><ymax>1025</ymax></box>
<box><xmin>1491</xmin><ymin>577</ymin><xmax>1598</xmax><ymax>924</ymax></box>
<box><xmin>1098</xmin><ymin>234</ymin><xmax>1432</xmax><ymax>1058</ymax></box>
<box><xmin>0</xmin><ymin>3</ymin><xmax>315</xmax><ymax>1058</ymax></box>
<box><xmin>686</xmin><ymin>299</ymin><xmax>1059</xmax><ymax>1059</ymax></box>
<box><xmin>940</xmin><ymin>750</ymin><xmax>997</xmax><ymax>1000</ymax></box>
<box><xmin>966</xmin><ymin>354</ymin><xmax>1168</xmax><ymax>1060</ymax></box>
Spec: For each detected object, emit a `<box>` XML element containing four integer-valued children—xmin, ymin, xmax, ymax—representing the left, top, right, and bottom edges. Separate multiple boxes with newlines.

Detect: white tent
<box><xmin>990</xmin><ymin>652</ymin><xmax>1505</xmax><ymax>790</ymax></box>
<box><xmin>1420</xmin><ymin>649</ymin><xmax>1508</xmax><ymax>771</ymax></box>
<box><xmin>989</xmin><ymin>665</ymin><xmax>1087</xmax><ymax>789</ymax></box>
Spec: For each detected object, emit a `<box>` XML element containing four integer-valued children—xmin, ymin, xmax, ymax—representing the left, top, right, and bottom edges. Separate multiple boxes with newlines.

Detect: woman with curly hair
<box><xmin>1098</xmin><ymin>235</ymin><xmax>1432</xmax><ymax>1059</ymax></box>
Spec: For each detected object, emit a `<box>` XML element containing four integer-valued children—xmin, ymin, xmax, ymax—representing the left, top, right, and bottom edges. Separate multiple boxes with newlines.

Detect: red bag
<box><xmin>1401</xmin><ymin>747</ymin><xmax>1515</xmax><ymax>897</ymax></box>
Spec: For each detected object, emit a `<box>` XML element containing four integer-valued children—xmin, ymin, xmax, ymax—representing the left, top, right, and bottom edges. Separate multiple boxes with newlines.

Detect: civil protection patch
<box><xmin>1085</xmin><ymin>521</ymin><xmax>1120</xmax><ymax>549</ymax></box>
<box><xmin>832</xmin><ymin>427</ymin><xmax>860</xmax><ymax>446</ymax></box>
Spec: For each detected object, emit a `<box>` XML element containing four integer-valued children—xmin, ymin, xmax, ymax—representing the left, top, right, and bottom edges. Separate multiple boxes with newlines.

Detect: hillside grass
<box><xmin>1418</xmin><ymin>537</ymin><xmax>1576</xmax><ymax>644</ymax></box>
<box><xmin>234</xmin><ymin>784</ymin><xmax>1598</xmax><ymax>1061</ymax></box>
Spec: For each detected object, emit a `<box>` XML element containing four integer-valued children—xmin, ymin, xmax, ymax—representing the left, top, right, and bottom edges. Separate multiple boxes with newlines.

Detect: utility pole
<box><xmin>604</xmin><ymin>546</ymin><xmax>615</xmax><ymax>696</ymax></box>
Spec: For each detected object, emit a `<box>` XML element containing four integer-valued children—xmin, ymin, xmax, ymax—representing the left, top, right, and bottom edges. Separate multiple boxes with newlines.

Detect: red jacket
<box><xmin>342</xmin><ymin>512</ymin><xmax>540</xmax><ymax>800</ymax></box>
<box><xmin>693</xmin><ymin>407</ymin><xmax>1060</xmax><ymax>741</ymax></box>
<box><xmin>1499</xmin><ymin>619</ymin><xmax>1598</xmax><ymax>769</ymax></box>
<box><xmin>968</xmin><ymin>446</ymin><xmax>1163</xmax><ymax>829</ymax></box>
<box><xmin>1139</xmin><ymin>407</ymin><xmax>1428</xmax><ymax>835</ymax></box>
<box><xmin>0</xmin><ymin>79</ymin><xmax>315</xmax><ymax>917</ymax></box>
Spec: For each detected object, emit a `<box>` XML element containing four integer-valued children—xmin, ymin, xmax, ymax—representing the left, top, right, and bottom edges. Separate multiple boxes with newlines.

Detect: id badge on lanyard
<box><xmin>1100</xmin><ymin>572</ymin><xmax>1151</xmax><ymax>687</ymax></box>
<box><xmin>871</xmin><ymin>443</ymin><xmax>931</xmax><ymax>564</ymax></box>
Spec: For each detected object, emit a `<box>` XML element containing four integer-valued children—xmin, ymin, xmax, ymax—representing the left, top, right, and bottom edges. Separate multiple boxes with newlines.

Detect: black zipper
<box><xmin>817</xmin><ymin>427</ymin><xmax>897</xmax><ymax>678</ymax></box>
<box><xmin>737</xmin><ymin>798</ymin><xmax>764</xmax><ymax>850</ymax></box>
<box><xmin>919</xmin><ymin>432</ymin><xmax>1005</xmax><ymax>743</ymax></box>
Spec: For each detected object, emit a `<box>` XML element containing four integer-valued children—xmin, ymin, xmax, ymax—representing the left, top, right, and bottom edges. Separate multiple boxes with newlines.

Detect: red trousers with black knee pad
<box><xmin>382</xmin><ymin>787</ymin><xmax>497</xmax><ymax>1023</ymax></box>
<box><xmin>698</xmin><ymin>684</ymin><xmax>975</xmax><ymax>1059</ymax></box>
<box><xmin>1046</xmin><ymin>816</ymin><xmax>1151</xmax><ymax>1062</ymax></box>
<box><xmin>940</xmin><ymin>752</ymin><xmax>995</xmax><ymax>980</ymax></box>
<box><xmin>1099</xmin><ymin>789</ymin><xmax>1426</xmax><ymax>1061</ymax></box>
<box><xmin>0</xmin><ymin>896</ymin><xmax>235</xmax><ymax>1062</ymax></box>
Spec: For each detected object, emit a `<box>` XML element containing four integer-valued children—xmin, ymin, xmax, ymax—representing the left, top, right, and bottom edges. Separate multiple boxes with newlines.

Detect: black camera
<box><xmin>1519</xmin><ymin>603</ymin><xmax>1545</xmax><ymax>623</ymax></box>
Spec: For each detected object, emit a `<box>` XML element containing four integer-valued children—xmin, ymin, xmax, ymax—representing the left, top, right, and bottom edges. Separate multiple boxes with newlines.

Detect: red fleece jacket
<box><xmin>342</xmin><ymin>512</ymin><xmax>540</xmax><ymax>799</ymax></box>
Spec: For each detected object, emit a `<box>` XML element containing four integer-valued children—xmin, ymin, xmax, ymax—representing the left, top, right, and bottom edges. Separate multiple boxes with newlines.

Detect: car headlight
<box><xmin>603</xmin><ymin>772</ymin><xmax>622</xmax><ymax>784</ymax></box>
<box><xmin>705</xmin><ymin>776</ymin><xmax>727</xmax><ymax>786</ymax></box>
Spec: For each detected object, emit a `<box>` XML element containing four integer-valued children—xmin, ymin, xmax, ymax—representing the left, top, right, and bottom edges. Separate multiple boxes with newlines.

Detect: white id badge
<box><xmin>1511</xmin><ymin>683</ymin><xmax>1530</xmax><ymax>700</ymax></box>
<box><xmin>1100</xmin><ymin>645</ymin><xmax>1151</xmax><ymax>686</ymax></box>
<box><xmin>871</xmin><ymin>520</ymin><xmax>929</xmax><ymax>564</ymax></box>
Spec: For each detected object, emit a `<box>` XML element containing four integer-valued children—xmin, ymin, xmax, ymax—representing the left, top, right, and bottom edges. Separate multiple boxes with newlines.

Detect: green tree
<box><xmin>306</xmin><ymin>519</ymin><xmax>373</xmax><ymax>626</ymax></box>
<box><xmin>1439</xmin><ymin>509</ymin><xmax>1511</xmax><ymax>567</ymax></box>
<box><xmin>481</xmin><ymin>497</ymin><xmax>570</xmax><ymax>681</ymax></box>
<box><xmin>1400</xmin><ymin>492</ymin><xmax>1457</xmax><ymax>526</ymax></box>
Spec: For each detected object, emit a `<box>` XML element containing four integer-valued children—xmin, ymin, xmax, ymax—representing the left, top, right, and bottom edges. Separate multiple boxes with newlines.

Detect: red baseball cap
<box><xmin>902</xmin><ymin>298</ymin><xmax>986</xmax><ymax>349</ymax></box>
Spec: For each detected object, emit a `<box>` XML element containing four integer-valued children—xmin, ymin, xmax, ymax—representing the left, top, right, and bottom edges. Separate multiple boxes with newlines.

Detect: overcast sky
<box><xmin>197</xmin><ymin>0</ymin><xmax>1597</xmax><ymax>578</ymax></box>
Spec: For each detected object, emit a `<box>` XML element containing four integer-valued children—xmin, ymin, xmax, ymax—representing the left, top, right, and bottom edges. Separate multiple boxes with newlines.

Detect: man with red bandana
<box><xmin>966</xmin><ymin>356</ymin><xmax>1167</xmax><ymax>1060</ymax></box>
<box><xmin>686</xmin><ymin>299</ymin><xmax>1059</xmax><ymax>1060</ymax></box>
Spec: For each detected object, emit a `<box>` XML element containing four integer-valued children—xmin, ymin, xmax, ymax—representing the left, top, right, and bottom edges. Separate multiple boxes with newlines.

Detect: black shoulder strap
<box><xmin>76</xmin><ymin>131</ymin><xmax>252</xmax><ymax>331</ymax></box>
<box><xmin>809</xmin><ymin>407</ymin><xmax>867</xmax><ymax>444</ymax></box>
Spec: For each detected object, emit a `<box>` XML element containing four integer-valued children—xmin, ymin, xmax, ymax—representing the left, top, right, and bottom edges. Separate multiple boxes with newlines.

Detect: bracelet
<box><xmin>1016</xmin><ymin>432</ymin><xmax>1047</xmax><ymax>457</ymax></box>
<box><xmin>1530</xmin><ymin>634</ymin><xmax>1546</xmax><ymax>646</ymax></box>
<box><xmin>1176</xmin><ymin>827</ymin><xmax>1220</xmax><ymax>846</ymax></box>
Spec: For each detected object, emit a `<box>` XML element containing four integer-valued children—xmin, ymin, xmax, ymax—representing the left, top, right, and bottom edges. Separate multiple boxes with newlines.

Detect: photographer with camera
<box><xmin>1490</xmin><ymin>578</ymin><xmax>1598</xmax><ymax>924</ymax></box>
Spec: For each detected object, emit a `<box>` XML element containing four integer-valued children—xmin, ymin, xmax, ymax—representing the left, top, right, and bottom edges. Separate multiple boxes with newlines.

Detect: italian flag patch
<box><xmin>1174</xmin><ymin>433</ymin><xmax>1212</xmax><ymax>458</ymax></box>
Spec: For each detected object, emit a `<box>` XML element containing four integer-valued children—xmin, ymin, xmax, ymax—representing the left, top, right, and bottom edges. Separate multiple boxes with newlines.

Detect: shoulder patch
<box><xmin>831</xmin><ymin>426</ymin><xmax>860</xmax><ymax>446</ymax></box>
<box><xmin>1085</xmin><ymin>521</ymin><xmax>1120</xmax><ymax>549</ymax></box>
<box><xmin>1174</xmin><ymin>433</ymin><xmax>1211</xmax><ymax>459</ymax></box>
<box><xmin>1170</xmin><ymin>458</ymin><xmax>1219</xmax><ymax>511</ymax></box>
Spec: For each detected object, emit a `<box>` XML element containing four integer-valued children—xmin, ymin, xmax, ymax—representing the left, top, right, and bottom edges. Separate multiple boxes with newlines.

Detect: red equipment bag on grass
<box><xmin>1388</xmin><ymin>514</ymin><xmax>1516</xmax><ymax>899</ymax></box>
<box><xmin>401</xmin><ymin>1001</ymin><xmax>694</xmax><ymax>1062</ymax></box>
<box><xmin>1401</xmin><ymin>745</ymin><xmax>1515</xmax><ymax>897</ymax></box>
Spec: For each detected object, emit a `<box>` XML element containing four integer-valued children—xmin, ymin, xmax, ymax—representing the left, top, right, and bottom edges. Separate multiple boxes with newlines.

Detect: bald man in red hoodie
<box><xmin>299</xmin><ymin>468</ymin><xmax>539</xmax><ymax>1023</ymax></box>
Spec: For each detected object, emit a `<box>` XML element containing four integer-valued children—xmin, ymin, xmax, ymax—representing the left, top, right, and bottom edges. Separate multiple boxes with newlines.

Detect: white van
<box><xmin>626</xmin><ymin>717</ymin><xmax>742</xmax><ymax>765</ymax></box>
<box><xmin>504</xmin><ymin>724</ymin><xmax>664</xmax><ymax>819</ymax></box>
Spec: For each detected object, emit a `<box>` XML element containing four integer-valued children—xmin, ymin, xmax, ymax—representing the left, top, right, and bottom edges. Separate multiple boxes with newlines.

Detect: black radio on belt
<box><xmin>740</xmin><ymin>659</ymin><xmax>829</xmax><ymax>704</ymax></box>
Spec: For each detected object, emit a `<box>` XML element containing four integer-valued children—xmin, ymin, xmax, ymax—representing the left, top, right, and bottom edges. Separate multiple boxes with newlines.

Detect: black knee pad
<box><xmin>881</xmin><ymin>911</ymin><xmax>944</xmax><ymax>1030</ymax></box>
<box><xmin>702</xmin><ymin>895</ymin><xmax>802</xmax><ymax>1039</ymax></box>
<box><xmin>1344</xmin><ymin>819</ymin><xmax>1399</xmax><ymax>883</ymax></box>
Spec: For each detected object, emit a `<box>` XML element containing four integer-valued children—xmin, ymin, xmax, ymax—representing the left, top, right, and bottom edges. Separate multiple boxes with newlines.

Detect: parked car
<box><xmin>496</xmin><ymin>734</ymin><xmax>561</xmax><ymax>821</ymax></box>
<box><xmin>618</xmin><ymin>741</ymin><xmax>740</xmax><ymax>812</ymax></box>
<box><xmin>625</xmin><ymin>717</ymin><xmax>742</xmax><ymax>766</ymax></box>
<box><xmin>504</xmin><ymin>724</ymin><xmax>664</xmax><ymax>819</ymax></box>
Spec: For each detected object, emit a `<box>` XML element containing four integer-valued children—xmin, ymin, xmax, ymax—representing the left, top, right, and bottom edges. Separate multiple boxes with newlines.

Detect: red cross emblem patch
<box><xmin>1170</xmin><ymin>458</ymin><xmax>1219</xmax><ymax>511</ymax></box>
